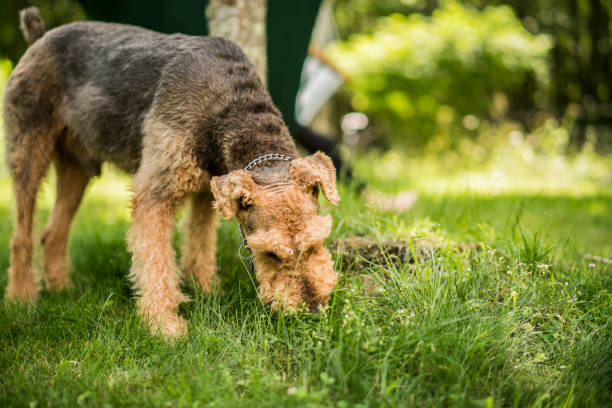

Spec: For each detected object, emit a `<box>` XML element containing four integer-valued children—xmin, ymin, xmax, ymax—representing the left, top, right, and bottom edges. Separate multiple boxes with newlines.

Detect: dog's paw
<box><xmin>6</xmin><ymin>270</ymin><xmax>40</xmax><ymax>303</ymax></box>
<box><xmin>149</xmin><ymin>313</ymin><xmax>188</xmax><ymax>340</ymax></box>
<box><xmin>192</xmin><ymin>271</ymin><xmax>220</xmax><ymax>294</ymax></box>
<box><xmin>44</xmin><ymin>269</ymin><xmax>72</xmax><ymax>292</ymax></box>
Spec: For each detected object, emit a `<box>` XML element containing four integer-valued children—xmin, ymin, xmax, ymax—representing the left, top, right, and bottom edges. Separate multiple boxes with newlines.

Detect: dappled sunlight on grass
<box><xmin>0</xmin><ymin>154</ymin><xmax>610</xmax><ymax>406</ymax></box>
<box><xmin>347</xmin><ymin>133</ymin><xmax>612</xmax><ymax>257</ymax></box>
<box><xmin>355</xmin><ymin>148</ymin><xmax>611</xmax><ymax>196</ymax></box>
<box><xmin>352</xmin><ymin>118</ymin><xmax>611</xmax><ymax>197</ymax></box>
<box><xmin>0</xmin><ymin>165</ymin><xmax>132</xmax><ymax>224</ymax></box>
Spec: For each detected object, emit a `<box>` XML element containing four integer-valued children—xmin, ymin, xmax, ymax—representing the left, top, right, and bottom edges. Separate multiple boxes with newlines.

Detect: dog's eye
<box><xmin>310</xmin><ymin>185</ymin><xmax>319</xmax><ymax>197</ymax></box>
<box><xmin>265</xmin><ymin>252</ymin><xmax>280</xmax><ymax>262</ymax></box>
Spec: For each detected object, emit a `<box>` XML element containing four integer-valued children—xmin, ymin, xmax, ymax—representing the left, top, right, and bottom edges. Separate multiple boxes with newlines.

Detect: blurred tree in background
<box><xmin>331</xmin><ymin>0</ymin><xmax>612</xmax><ymax>151</ymax></box>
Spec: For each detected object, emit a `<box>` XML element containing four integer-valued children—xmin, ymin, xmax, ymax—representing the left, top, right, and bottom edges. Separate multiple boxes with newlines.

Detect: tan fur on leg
<box><xmin>181</xmin><ymin>192</ymin><xmax>218</xmax><ymax>291</ymax></box>
<box><xmin>7</xmin><ymin>184</ymin><xmax>41</xmax><ymax>301</ymax></box>
<box><xmin>125</xmin><ymin>116</ymin><xmax>209</xmax><ymax>338</ymax></box>
<box><xmin>41</xmin><ymin>157</ymin><xmax>90</xmax><ymax>290</ymax></box>
<box><xmin>7</xmin><ymin>226</ymin><xmax>39</xmax><ymax>302</ymax></box>
<box><xmin>6</xmin><ymin>128</ymin><xmax>57</xmax><ymax>302</ymax></box>
<box><xmin>127</xmin><ymin>195</ymin><xmax>189</xmax><ymax>338</ymax></box>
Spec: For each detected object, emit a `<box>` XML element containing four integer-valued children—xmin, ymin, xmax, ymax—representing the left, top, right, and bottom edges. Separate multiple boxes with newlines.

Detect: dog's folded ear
<box><xmin>290</xmin><ymin>151</ymin><xmax>340</xmax><ymax>205</ymax></box>
<box><xmin>210</xmin><ymin>170</ymin><xmax>256</xmax><ymax>219</ymax></box>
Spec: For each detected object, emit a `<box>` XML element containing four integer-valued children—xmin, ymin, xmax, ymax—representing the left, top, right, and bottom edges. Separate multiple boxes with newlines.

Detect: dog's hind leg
<box><xmin>5</xmin><ymin>126</ymin><xmax>57</xmax><ymax>302</ymax></box>
<box><xmin>40</xmin><ymin>150</ymin><xmax>91</xmax><ymax>291</ymax></box>
<box><xmin>180</xmin><ymin>192</ymin><xmax>218</xmax><ymax>291</ymax></box>
<box><xmin>3</xmin><ymin>43</ymin><xmax>65</xmax><ymax>301</ymax></box>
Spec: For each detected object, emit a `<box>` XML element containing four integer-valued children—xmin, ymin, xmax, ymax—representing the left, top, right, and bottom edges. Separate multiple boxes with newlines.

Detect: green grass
<box><xmin>0</xmin><ymin>150</ymin><xmax>611</xmax><ymax>408</ymax></box>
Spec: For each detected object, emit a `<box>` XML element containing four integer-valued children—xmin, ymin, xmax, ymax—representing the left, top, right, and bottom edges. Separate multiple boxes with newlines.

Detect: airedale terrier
<box><xmin>3</xmin><ymin>8</ymin><xmax>339</xmax><ymax>337</ymax></box>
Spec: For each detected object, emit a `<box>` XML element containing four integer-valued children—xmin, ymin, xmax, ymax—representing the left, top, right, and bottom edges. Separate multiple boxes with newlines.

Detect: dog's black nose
<box><xmin>307</xmin><ymin>301</ymin><xmax>321</xmax><ymax>314</ymax></box>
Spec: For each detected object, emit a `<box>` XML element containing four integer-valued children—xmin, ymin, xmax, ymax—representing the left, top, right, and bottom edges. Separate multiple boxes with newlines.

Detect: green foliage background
<box><xmin>330</xmin><ymin>0</ymin><xmax>612</xmax><ymax>150</ymax></box>
<box><xmin>0</xmin><ymin>0</ymin><xmax>86</xmax><ymax>63</ymax></box>
<box><xmin>328</xmin><ymin>2</ymin><xmax>552</xmax><ymax>145</ymax></box>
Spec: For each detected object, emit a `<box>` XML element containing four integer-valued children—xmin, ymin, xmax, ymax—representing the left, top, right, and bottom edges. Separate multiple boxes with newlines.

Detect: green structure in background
<box><xmin>78</xmin><ymin>0</ymin><xmax>322</xmax><ymax>134</ymax></box>
<box><xmin>78</xmin><ymin>0</ymin><xmax>207</xmax><ymax>37</ymax></box>
<box><xmin>267</xmin><ymin>0</ymin><xmax>322</xmax><ymax>133</ymax></box>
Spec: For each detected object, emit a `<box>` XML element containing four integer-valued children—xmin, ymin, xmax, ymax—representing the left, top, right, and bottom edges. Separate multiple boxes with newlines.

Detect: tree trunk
<box><xmin>206</xmin><ymin>0</ymin><xmax>268</xmax><ymax>87</ymax></box>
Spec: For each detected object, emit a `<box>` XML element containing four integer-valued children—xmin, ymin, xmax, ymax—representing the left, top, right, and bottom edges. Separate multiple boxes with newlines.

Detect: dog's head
<box><xmin>210</xmin><ymin>152</ymin><xmax>339</xmax><ymax>312</ymax></box>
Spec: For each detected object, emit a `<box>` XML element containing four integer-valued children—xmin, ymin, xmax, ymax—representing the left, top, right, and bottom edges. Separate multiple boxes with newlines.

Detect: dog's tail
<box><xmin>19</xmin><ymin>7</ymin><xmax>45</xmax><ymax>45</ymax></box>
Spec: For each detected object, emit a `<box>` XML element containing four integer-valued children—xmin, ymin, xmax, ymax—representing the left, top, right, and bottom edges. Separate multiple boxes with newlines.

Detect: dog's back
<box><xmin>5</xmin><ymin>15</ymin><xmax>273</xmax><ymax>174</ymax></box>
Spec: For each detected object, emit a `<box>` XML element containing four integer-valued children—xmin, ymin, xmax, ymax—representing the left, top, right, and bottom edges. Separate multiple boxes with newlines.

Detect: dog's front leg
<box><xmin>181</xmin><ymin>192</ymin><xmax>218</xmax><ymax>291</ymax></box>
<box><xmin>127</xmin><ymin>193</ymin><xmax>189</xmax><ymax>338</ymax></box>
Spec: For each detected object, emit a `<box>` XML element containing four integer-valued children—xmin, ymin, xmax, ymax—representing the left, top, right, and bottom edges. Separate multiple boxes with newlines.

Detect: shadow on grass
<box><xmin>0</xmin><ymin>195</ymin><xmax>265</xmax><ymax>342</ymax></box>
<box><xmin>1</xmin><ymin>189</ymin><xmax>610</xmax><ymax>328</ymax></box>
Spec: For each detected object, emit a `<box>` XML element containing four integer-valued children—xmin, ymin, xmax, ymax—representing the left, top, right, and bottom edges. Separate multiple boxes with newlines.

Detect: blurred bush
<box><xmin>328</xmin><ymin>1</ymin><xmax>552</xmax><ymax>146</ymax></box>
<box><xmin>0</xmin><ymin>59</ymin><xmax>11</xmax><ymax>95</ymax></box>
<box><xmin>0</xmin><ymin>58</ymin><xmax>13</xmax><ymax>175</ymax></box>
<box><xmin>0</xmin><ymin>0</ymin><xmax>86</xmax><ymax>63</ymax></box>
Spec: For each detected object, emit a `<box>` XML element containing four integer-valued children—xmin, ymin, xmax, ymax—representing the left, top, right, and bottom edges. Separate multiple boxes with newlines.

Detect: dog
<box><xmin>3</xmin><ymin>8</ymin><xmax>339</xmax><ymax>337</ymax></box>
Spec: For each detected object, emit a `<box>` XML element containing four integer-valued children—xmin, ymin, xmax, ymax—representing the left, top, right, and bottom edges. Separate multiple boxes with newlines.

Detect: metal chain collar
<box><xmin>237</xmin><ymin>153</ymin><xmax>294</xmax><ymax>273</ymax></box>
<box><xmin>243</xmin><ymin>153</ymin><xmax>293</xmax><ymax>171</ymax></box>
<box><xmin>237</xmin><ymin>223</ymin><xmax>255</xmax><ymax>273</ymax></box>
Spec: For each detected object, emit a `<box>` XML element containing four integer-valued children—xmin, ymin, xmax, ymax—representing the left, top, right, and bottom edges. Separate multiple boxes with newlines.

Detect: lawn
<box><xmin>0</xmin><ymin>144</ymin><xmax>610</xmax><ymax>408</ymax></box>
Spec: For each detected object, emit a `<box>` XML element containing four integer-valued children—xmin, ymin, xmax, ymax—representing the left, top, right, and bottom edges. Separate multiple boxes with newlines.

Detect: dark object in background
<box><xmin>333</xmin><ymin>237</ymin><xmax>414</xmax><ymax>271</ymax></box>
<box><xmin>79</xmin><ymin>0</ymin><xmax>206</xmax><ymax>35</ymax></box>
<box><xmin>333</xmin><ymin>236</ymin><xmax>481</xmax><ymax>273</ymax></box>
<box><xmin>295</xmin><ymin>124</ymin><xmax>353</xmax><ymax>181</ymax></box>
<box><xmin>332</xmin><ymin>236</ymin><xmax>480</xmax><ymax>296</ymax></box>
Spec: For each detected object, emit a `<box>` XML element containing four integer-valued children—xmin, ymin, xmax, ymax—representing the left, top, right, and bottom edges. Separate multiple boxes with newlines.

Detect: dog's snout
<box><xmin>307</xmin><ymin>301</ymin><xmax>321</xmax><ymax>314</ymax></box>
<box><xmin>300</xmin><ymin>276</ymin><xmax>328</xmax><ymax>313</ymax></box>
